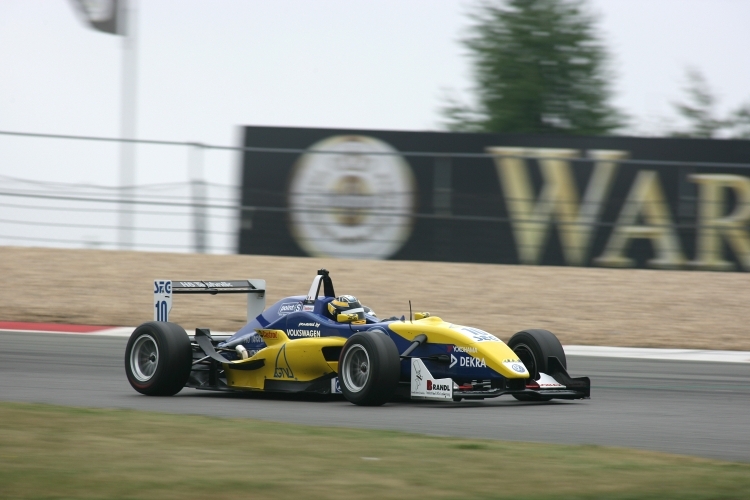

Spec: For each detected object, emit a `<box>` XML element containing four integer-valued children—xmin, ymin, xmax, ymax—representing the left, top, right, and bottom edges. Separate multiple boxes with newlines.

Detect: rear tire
<box><xmin>507</xmin><ymin>329</ymin><xmax>566</xmax><ymax>402</ymax></box>
<box><xmin>125</xmin><ymin>321</ymin><xmax>192</xmax><ymax>396</ymax></box>
<box><xmin>339</xmin><ymin>330</ymin><xmax>400</xmax><ymax>406</ymax></box>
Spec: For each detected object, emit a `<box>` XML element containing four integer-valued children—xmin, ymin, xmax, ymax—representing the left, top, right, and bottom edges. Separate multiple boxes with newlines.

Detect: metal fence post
<box><xmin>118</xmin><ymin>0</ymin><xmax>138</xmax><ymax>250</ymax></box>
<box><xmin>189</xmin><ymin>142</ymin><xmax>207</xmax><ymax>253</ymax></box>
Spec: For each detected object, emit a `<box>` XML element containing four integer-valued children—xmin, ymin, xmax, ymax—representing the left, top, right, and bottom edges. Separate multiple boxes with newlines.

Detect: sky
<box><xmin>0</xmin><ymin>0</ymin><xmax>749</xmax><ymax>253</ymax></box>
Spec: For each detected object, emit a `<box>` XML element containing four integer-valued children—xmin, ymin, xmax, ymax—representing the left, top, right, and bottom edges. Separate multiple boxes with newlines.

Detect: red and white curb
<box><xmin>0</xmin><ymin>322</ymin><xmax>133</xmax><ymax>336</ymax></box>
<box><xmin>1</xmin><ymin>322</ymin><xmax>748</xmax><ymax>363</ymax></box>
<box><xmin>0</xmin><ymin>322</ymin><xmax>232</xmax><ymax>338</ymax></box>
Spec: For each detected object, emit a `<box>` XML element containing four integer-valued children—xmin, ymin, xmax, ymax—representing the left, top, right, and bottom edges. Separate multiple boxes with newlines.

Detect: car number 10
<box><xmin>154</xmin><ymin>280</ymin><xmax>173</xmax><ymax>322</ymax></box>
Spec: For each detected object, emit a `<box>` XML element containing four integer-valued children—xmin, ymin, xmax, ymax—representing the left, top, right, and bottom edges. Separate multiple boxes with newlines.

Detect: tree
<box><xmin>733</xmin><ymin>106</ymin><xmax>750</xmax><ymax>140</ymax></box>
<box><xmin>671</xmin><ymin>68</ymin><xmax>750</xmax><ymax>139</ymax></box>
<box><xmin>443</xmin><ymin>0</ymin><xmax>623</xmax><ymax>135</ymax></box>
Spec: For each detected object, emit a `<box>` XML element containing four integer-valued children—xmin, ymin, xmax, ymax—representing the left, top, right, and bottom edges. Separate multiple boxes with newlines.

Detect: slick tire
<box><xmin>507</xmin><ymin>329</ymin><xmax>566</xmax><ymax>402</ymax></box>
<box><xmin>339</xmin><ymin>330</ymin><xmax>400</xmax><ymax>406</ymax></box>
<box><xmin>125</xmin><ymin>321</ymin><xmax>192</xmax><ymax>396</ymax></box>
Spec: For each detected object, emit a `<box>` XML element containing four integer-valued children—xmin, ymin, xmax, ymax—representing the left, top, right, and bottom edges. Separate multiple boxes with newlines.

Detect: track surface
<box><xmin>2</xmin><ymin>331</ymin><xmax>749</xmax><ymax>462</ymax></box>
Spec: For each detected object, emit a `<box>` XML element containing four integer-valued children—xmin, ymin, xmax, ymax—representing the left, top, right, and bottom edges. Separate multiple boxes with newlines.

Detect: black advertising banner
<box><xmin>238</xmin><ymin>126</ymin><xmax>750</xmax><ymax>271</ymax></box>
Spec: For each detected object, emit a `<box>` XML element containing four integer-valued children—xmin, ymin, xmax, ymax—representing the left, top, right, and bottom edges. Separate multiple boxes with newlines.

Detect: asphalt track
<box><xmin>1</xmin><ymin>331</ymin><xmax>749</xmax><ymax>463</ymax></box>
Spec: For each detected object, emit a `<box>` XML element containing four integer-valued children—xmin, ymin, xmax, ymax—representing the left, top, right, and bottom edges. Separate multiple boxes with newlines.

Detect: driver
<box><xmin>328</xmin><ymin>295</ymin><xmax>367</xmax><ymax>324</ymax></box>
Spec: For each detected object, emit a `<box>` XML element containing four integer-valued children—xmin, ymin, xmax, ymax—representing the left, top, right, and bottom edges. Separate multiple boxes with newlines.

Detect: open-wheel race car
<box><xmin>125</xmin><ymin>270</ymin><xmax>590</xmax><ymax>405</ymax></box>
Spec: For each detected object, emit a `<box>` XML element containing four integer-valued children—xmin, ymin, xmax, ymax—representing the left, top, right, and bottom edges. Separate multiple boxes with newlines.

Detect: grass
<box><xmin>0</xmin><ymin>402</ymin><xmax>749</xmax><ymax>500</ymax></box>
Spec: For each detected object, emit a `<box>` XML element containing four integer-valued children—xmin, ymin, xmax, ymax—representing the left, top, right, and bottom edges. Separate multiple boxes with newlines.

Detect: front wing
<box><xmin>410</xmin><ymin>358</ymin><xmax>590</xmax><ymax>402</ymax></box>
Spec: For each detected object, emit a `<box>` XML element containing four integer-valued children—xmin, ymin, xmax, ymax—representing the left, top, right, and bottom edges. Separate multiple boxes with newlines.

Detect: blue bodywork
<box><xmin>219</xmin><ymin>296</ymin><xmax>501</xmax><ymax>382</ymax></box>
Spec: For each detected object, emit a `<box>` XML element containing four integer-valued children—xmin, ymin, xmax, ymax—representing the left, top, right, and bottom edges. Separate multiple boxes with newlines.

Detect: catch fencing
<box><xmin>0</xmin><ymin>130</ymin><xmax>241</xmax><ymax>254</ymax></box>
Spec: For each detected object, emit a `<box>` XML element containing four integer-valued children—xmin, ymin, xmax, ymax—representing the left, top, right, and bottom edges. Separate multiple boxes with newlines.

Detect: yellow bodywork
<box><xmin>222</xmin><ymin>316</ymin><xmax>526</xmax><ymax>390</ymax></box>
<box><xmin>388</xmin><ymin>316</ymin><xmax>528</xmax><ymax>379</ymax></box>
<box><xmin>224</xmin><ymin>329</ymin><xmax>346</xmax><ymax>390</ymax></box>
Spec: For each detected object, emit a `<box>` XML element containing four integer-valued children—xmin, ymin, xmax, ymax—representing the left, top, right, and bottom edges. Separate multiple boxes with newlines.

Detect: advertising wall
<box><xmin>238</xmin><ymin>126</ymin><xmax>750</xmax><ymax>271</ymax></box>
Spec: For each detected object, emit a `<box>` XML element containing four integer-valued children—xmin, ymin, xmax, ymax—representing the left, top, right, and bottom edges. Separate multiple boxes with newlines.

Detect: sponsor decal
<box><xmin>287</xmin><ymin>329</ymin><xmax>321</xmax><ymax>338</ymax></box>
<box><xmin>298</xmin><ymin>322</ymin><xmax>320</xmax><ymax>328</ymax></box>
<box><xmin>449</xmin><ymin>354</ymin><xmax>457</xmax><ymax>369</ymax></box>
<box><xmin>427</xmin><ymin>380</ymin><xmax>450</xmax><ymax>392</ymax></box>
<box><xmin>274</xmin><ymin>345</ymin><xmax>294</xmax><ymax>379</ymax></box>
<box><xmin>278</xmin><ymin>302</ymin><xmax>303</xmax><ymax>316</ymax></box>
<box><xmin>451</xmin><ymin>345</ymin><xmax>478</xmax><ymax>353</ymax></box>
<box><xmin>287</xmin><ymin>135</ymin><xmax>416</xmax><ymax>259</ymax></box>
<box><xmin>302</xmin><ymin>304</ymin><xmax>315</xmax><ymax>312</ymax></box>
<box><xmin>234</xmin><ymin>333</ymin><xmax>264</xmax><ymax>345</ymax></box>
<box><xmin>258</xmin><ymin>330</ymin><xmax>278</xmax><ymax>339</ymax></box>
<box><xmin>459</xmin><ymin>356</ymin><xmax>487</xmax><ymax>368</ymax></box>
<box><xmin>503</xmin><ymin>360</ymin><xmax>528</xmax><ymax>374</ymax></box>
<box><xmin>536</xmin><ymin>373</ymin><xmax>565</xmax><ymax>388</ymax></box>
<box><xmin>331</xmin><ymin>377</ymin><xmax>342</xmax><ymax>394</ymax></box>
<box><xmin>453</xmin><ymin>326</ymin><xmax>501</xmax><ymax>343</ymax></box>
<box><xmin>412</xmin><ymin>359</ymin><xmax>423</xmax><ymax>390</ymax></box>
<box><xmin>178</xmin><ymin>281</ymin><xmax>234</xmax><ymax>288</ymax></box>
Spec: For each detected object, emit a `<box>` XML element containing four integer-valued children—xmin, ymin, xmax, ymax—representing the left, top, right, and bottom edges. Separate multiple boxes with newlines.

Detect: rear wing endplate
<box><xmin>154</xmin><ymin>279</ymin><xmax>266</xmax><ymax>323</ymax></box>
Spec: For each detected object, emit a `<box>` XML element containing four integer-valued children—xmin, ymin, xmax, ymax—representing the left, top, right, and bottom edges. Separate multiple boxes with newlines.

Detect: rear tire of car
<box><xmin>125</xmin><ymin>321</ymin><xmax>192</xmax><ymax>396</ymax></box>
<box><xmin>508</xmin><ymin>329</ymin><xmax>566</xmax><ymax>402</ymax></box>
<box><xmin>339</xmin><ymin>330</ymin><xmax>400</xmax><ymax>406</ymax></box>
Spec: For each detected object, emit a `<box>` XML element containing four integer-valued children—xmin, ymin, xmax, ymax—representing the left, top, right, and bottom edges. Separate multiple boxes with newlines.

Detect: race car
<box><xmin>125</xmin><ymin>269</ymin><xmax>590</xmax><ymax>406</ymax></box>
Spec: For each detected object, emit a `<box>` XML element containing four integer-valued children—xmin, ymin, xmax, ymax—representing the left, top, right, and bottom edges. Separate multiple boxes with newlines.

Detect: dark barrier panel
<box><xmin>239</xmin><ymin>126</ymin><xmax>750</xmax><ymax>271</ymax></box>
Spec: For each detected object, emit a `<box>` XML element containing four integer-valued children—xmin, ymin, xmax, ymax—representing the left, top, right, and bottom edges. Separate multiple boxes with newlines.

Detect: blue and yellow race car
<box><xmin>125</xmin><ymin>269</ymin><xmax>590</xmax><ymax>405</ymax></box>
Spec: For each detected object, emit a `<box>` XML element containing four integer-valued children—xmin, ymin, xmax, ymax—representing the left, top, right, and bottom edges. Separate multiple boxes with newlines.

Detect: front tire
<box><xmin>125</xmin><ymin>321</ymin><xmax>192</xmax><ymax>396</ymax></box>
<box><xmin>508</xmin><ymin>329</ymin><xmax>567</xmax><ymax>402</ymax></box>
<box><xmin>339</xmin><ymin>330</ymin><xmax>400</xmax><ymax>406</ymax></box>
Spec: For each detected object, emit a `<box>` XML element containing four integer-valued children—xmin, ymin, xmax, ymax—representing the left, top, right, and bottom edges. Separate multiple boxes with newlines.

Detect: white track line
<box><xmin>95</xmin><ymin>327</ymin><xmax>136</xmax><ymax>337</ymax></box>
<box><xmin>565</xmin><ymin>345</ymin><xmax>750</xmax><ymax>363</ymax></box>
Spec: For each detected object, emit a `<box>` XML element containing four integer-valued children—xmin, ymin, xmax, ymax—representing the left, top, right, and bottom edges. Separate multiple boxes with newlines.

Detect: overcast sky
<box><xmin>2</xmin><ymin>0</ymin><xmax>750</xmax><ymax>184</ymax></box>
<box><xmin>0</xmin><ymin>0</ymin><xmax>749</xmax><ymax>252</ymax></box>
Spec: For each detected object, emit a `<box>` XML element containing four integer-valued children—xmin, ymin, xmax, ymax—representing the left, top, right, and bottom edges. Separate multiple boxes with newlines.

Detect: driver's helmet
<box><xmin>328</xmin><ymin>295</ymin><xmax>366</xmax><ymax>324</ymax></box>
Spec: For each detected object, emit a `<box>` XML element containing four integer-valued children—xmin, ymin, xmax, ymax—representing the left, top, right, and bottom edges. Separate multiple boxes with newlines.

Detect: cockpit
<box><xmin>305</xmin><ymin>269</ymin><xmax>377</xmax><ymax>323</ymax></box>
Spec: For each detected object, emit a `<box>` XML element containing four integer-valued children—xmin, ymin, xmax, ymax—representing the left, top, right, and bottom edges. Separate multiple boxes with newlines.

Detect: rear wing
<box><xmin>154</xmin><ymin>279</ymin><xmax>266</xmax><ymax>323</ymax></box>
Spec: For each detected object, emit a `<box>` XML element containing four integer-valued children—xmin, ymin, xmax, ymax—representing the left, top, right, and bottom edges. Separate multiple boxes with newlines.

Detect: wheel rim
<box><xmin>131</xmin><ymin>334</ymin><xmax>159</xmax><ymax>382</ymax></box>
<box><xmin>341</xmin><ymin>344</ymin><xmax>370</xmax><ymax>393</ymax></box>
<box><xmin>513</xmin><ymin>343</ymin><xmax>538</xmax><ymax>380</ymax></box>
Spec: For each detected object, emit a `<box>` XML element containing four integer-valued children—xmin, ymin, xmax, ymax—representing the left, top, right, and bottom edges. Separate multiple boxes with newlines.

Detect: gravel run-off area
<box><xmin>1</xmin><ymin>246</ymin><xmax>748</xmax><ymax>350</ymax></box>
